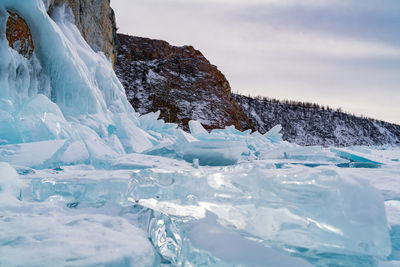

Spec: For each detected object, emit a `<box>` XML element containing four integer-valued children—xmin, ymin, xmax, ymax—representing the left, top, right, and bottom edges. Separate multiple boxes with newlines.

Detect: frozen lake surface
<box><xmin>1</xmin><ymin>145</ymin><xmax>400</xmax><ymax>266</ymax></box>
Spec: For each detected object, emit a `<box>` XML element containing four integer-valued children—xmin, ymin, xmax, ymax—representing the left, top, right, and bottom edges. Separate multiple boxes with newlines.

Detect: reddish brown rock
<box><xmin>5</xmin><ymin>0</ymin><xmax>118</xmax><ymax>67</ymax></box>
<box><xmin>116</xmin><ymin>34</ymin><xmax>254</xmax><ymax>132</ymax></box>
<box><xmin>6</xmin><ymin>11</ymin><xmax>34</xmax><ymax>59</ymax></box>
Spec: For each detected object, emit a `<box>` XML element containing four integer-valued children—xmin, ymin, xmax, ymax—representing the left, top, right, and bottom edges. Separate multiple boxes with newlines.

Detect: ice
<box><xmin>0</xmin><ymin>0</ymin><xmax>399</xmax><ymax>265</ymax></box>
<box><xmin>386</xmin><ymin>201</ymin><xmax>400</xmax><ymax>227</ymax></box>
<box><xmin>264</xmin><ymin>124</ymin><xmax>283</xmax><ymax>143</ymax></box>
<box><xmin>380</xmin><ymin>261</ymin><xmax>400</xmax><ymax>267</ymax></box>
<box><xmin>110</xmin><ymin>153</ymin><xmax>192</xmax><ymax>170</ymax></box>
<box><xmin>188</xmin><ymin>211</ymin><xmax>313</xmax><ymax>266</ymax></box>
<box><xmin>58</xmin><ymin>141</ymin><xmax>89</xmax><ymax>165</ymax></box>
<box><xmin>331</xmin><ymin>147</ymin><xmax>384</xmax><ymax>167</ymax></box>
<box><xmin>0</xmin><ymin>0</ymin><xmax>155</xmax><ymax>157</ymax></box>
<box><xmin>189</xmin><ymin>120</ymin><xmax>209</xmax><ymax>138</ymax></box>
<box><xmin>179</xmin><ymin>139</ymin><xmax>248</xmax><ymax>166</ymax></box>
<box><xmin>0</xmin><ymin>140</ymin><xmax>66</xmax><ymax>168</ymax></box>
<box><xmin>0</xmin><ymin>162</ymin><xmax>26</xmax><ymax>202</ymax></box>
<box><xmin>0</xmin><ymin>208</ymin><xmax>156</xmax><ymax>266</ymax></box>
<box><xmin>3</xmin><ymin>153</ymin><xmax>395</xmax><ymax>266</ymax></box>
<box><xmin>129</xmin><ymin>166</ymin><xmax>391</xmax><ymax>260</ymax></box>
<box><xmin>385</xmin><ymin>201</ymin><xmax>400</xmax><ymax>261</ymax></box>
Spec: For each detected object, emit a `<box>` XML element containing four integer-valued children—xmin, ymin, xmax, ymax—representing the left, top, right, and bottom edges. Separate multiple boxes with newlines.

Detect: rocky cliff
<box><xmin>47</xmin><ymin>0</ymin><xmax>118</xmax><ymax>66</ymax></box>
<box><xmin>115</xmin><ymin>34</ymin><xmax>400</xmax><ymax>147</ymax></box>
<box><xmin>115</xmin><ymin>34</ymin><xmax>254</xmax><ymax>131</ymax></box>
<box><xmin>6</xmin><ymin>0</ymin><xmax>118</xmax><ymax>66</ymax></box>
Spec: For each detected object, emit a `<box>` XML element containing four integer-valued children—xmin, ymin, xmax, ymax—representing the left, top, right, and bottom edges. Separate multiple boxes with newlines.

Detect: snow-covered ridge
<box><xmin>234</xmin><ymin>94</ymin><xmax>400</xmax><ymax>147</ymax></box>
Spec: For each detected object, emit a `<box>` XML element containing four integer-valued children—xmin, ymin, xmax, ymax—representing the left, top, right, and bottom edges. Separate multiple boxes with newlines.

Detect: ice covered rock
<box><xmin>46</xmin><ymin>0</ymin><xmax>119</xmax><ymax>66</ymax></box>
<box><xmin>0</xmin><ymin>0</ymin><xmax>155</xmax><ymax>158</ymax></box>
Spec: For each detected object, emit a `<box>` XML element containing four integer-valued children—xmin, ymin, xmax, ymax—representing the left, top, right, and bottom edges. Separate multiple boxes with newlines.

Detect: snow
<box><xmin>0</xmin><ymin>0</ymin><xmax>399</xmax><ymax>266</ymax></box>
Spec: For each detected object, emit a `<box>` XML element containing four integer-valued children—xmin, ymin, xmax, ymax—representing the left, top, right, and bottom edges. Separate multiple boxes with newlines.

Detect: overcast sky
<box><xmin>111</xmin><ymin>0</ymin><xmax>400</xmax><ymax>124</ymax></box>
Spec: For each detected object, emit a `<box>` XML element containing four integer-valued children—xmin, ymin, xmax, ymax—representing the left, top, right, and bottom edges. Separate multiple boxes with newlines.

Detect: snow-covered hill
<box><xmin>234</xmin><ymin>94</ymin><xmax>400</xmax><ymax>147</ymax></box>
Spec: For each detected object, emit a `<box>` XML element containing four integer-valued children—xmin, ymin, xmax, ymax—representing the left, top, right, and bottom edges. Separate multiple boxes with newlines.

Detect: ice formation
<box><xmin>0</xmin><ymin>0</ymin><xmax>399</xmax><ymax>266</ymax></box>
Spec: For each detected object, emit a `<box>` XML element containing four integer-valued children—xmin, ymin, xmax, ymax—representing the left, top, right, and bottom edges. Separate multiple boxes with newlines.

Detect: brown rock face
<box><xmin>48</xmin><ymin>0</ymin><xmax>118</xmax><ymax>66</ymax></box>
<box><xmin>116</xmin><ymin>34</ymin><xmax>254</xmax><ymax>132</ymax></box>
<box><xmin>5</xmin><ymin>0</ymin><xmax>118</xmax><ymax>66</ymax></box>
<box><xmin>6</xmin><ymin>12</ymin><xmax>34</xmax><ymax>59</ymax></box>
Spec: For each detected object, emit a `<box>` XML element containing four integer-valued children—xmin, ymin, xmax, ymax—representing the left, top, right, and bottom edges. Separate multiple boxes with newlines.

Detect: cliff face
<box><xmin>115</xmin><ymin>34</ymin><xmax>254</xmax><ymax>131</ymax></box>
<box><xmin>6</xmin><ymin>0</ymin><xmax>118</xmax><ymax>66</ymax></box>
<box><xmin>47</xmin><ymin>0</ymin><xmax>118</xmax><ymax>66</ymax></box>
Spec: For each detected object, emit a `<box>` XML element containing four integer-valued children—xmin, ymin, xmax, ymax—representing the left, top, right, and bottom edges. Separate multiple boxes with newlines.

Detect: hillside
<box><xmin>234</xmin><ymin>94</ymin><xmax>400</xmax><ymax>146</ymax></box>
<box><xmin>115</xmin><ymin>34</ymin><xmax>400</xmax><ymax>147</ymax></box>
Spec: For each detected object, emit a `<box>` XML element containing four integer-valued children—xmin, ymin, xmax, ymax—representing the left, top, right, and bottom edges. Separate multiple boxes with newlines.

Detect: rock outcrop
<box><xmin>6</xmin><ymin>11</ymin><xmax>34</xmax><ymax>59</ymax></box>
<box><xmin>115</xmin><ymin>34</ymin><xmax>254</xmax><ymax>131</ymax></box>
<box><xmin>6</xmin><ymin>0</ymin><xmax>118</xmax><ymax>67</ymax></box>
<box><xmin>47</xmin><ymin>0</ymin><xmax>118</xmax><ymax>66</ymax></box>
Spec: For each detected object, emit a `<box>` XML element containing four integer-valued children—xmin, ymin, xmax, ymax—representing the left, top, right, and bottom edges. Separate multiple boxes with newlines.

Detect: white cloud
<box><xmin>158</xmin><ymin>0</ymin><xmax>345</xmax><ymax>7</ymax></box>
